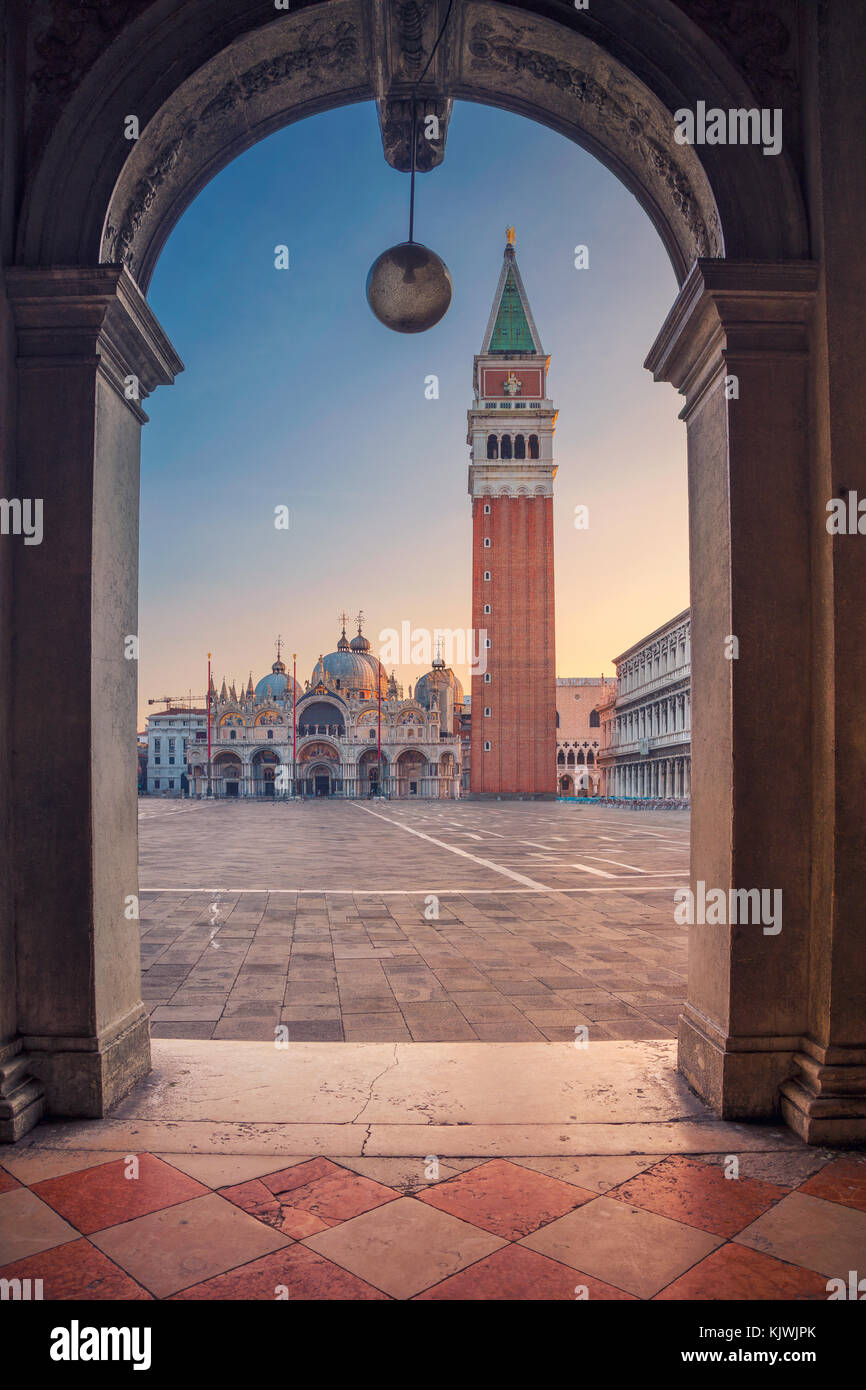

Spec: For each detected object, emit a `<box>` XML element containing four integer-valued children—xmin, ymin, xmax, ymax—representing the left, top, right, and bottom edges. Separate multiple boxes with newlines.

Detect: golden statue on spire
<box><xmin>506</xmin><ymin>226</ymin><xmax>516</xmax><ymax>247</ymax></box>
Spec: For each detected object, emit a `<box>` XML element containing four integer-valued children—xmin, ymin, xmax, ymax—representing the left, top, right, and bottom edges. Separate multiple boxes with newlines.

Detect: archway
<box><xmin>251</xmin><ymin>748</ymin><xmax>280</xmax><ymax>798</ymax></box>
<box><xmin>297</xmin><ymin>699</ymin><xmax>346</xmax><ymax>738</ymax></box>
<box><xmin>212</xmin><ymin>753</ymin><xmax>243</xmax><ymax>799</ymax></box>
<box><xmin>395</xmin><ymin>750</ymin><xmax>429</xmax><ymax>799</ymax></box>
<box><xmin>358</xmin><ymin>748</ymin><xmax>387</xmax><ymax>799</ymax></box>
<box><xmin>5</xmin><ymin>1</ymin><xmax>859</xmax><ymax>1147</ymax></box>
<box><xmin>307</xmin><ymin>763</ymin><xmax>333</xmax><ymax>798</ymax></box>
<box><xmin>297</xmin><ymin>740</ymin><xmax>340</xmax><ymax>798</ymax></box>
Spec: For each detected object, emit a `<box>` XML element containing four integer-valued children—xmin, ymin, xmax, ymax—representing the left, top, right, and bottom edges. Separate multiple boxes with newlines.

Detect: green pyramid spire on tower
<box><xmin>488</xmin><ymin>266</ymin><xmax>537</xmax><ymax>352</ymax></box>
<box><xmin>483</xmin><ymin>232</ymin><xmax>543</xmax><ymax>355</ymax></box>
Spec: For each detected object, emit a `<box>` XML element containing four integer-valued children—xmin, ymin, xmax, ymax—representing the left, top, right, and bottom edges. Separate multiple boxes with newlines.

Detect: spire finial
<box><xmin>338</xmin><ymin>609</ymin><xmax>349</xmax><ymax>636</ymax></box>
<box><xmin>275</xmin><ymin>634</ymin><xmax>283</xmax><ymax>661</ymax></box>
<box><xmin>506</xmin><ymin>225</ymin><xmax>516</xmax><ymax>247</ymax></box>
<box><xmin>355</xmin><ymin>609</ymin><xmax>365</xmax><ymax>634</ymax></box>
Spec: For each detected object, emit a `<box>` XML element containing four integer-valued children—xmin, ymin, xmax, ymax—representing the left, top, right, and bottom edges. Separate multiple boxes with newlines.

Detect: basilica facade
<box><xmin>174</xmin><ymin>620</ymin><xmax>463</xmax><ymax>800</ymax></box>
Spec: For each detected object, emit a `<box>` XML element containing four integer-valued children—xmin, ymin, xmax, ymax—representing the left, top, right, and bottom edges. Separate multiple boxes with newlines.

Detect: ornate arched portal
<box><xmin>4</xmin><ymin>0</ymin><xmax>863</xmax><ymax>1146</ymax></box>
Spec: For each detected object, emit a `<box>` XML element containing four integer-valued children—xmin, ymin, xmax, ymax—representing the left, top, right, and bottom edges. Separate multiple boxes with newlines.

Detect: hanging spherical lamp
<box><xmin>366</xmin><ymin>241</ymin><xmax>452</xmax><ymax>334</ymax></box>
<box><xmin>366</xmin><ymin>0</ymin><xmax>454</xmax><ymax>335</ymax></box>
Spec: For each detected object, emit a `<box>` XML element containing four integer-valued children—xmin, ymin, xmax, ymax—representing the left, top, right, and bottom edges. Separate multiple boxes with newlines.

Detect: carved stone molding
<box><xmin>373</xmin><ymin>0</ymin><xmax>454</xmax><ymax>171</ymax></box>
<box><xmin>103</xmin><ymin>12</ymin><xmax>364</xmax><ymax>278</ymax></box>
<box><xmin>673</xmin><ymin>0</ymin><xmax>799</xmax><ymax>105</ymax></box>
<box><xmin>17</xmin><ymin>0</ymin><xmax>807</xmax><ymax>278</ymax></box>
<box><xmin>377</xmin><ymin>95</ymin><xmax>452</xmax><ymax>172</ymax></box>
<box><xmin>0</xmin><ymin>1042</ymin><xmax>44</xmax><ymax>1144</ymax></box>
<box><xmin>461</xmin><ymin>7</ymin><xmax>723</xmax><ymax>265</ymax></box>
<box><xmin>31</xmin><ymin>0</ymin><xmax>139</xmax><ymax>97</ymax></box>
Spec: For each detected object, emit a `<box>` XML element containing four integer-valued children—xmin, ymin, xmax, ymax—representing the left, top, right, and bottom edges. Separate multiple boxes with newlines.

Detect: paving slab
<box><xmin>138</xmin><ymin>800</ymin><xmax>689</xmax><ymax>1040</ymax></box>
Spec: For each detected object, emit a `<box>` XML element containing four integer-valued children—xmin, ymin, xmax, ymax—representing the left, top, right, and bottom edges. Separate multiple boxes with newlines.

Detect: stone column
<box><xmin>777</xmin><ymin>1</ymin><xmax>866</xmax><ymax>1142</ymax></box>
<box><xmin>5</xmin><ymin>267</ymin><xmax>182</xmax><ymax>1123</ymax></box>
<box><xmin>647</xmin><ymin>261</ymin><xmax>820</xmax><ymax>1121</ymax></box>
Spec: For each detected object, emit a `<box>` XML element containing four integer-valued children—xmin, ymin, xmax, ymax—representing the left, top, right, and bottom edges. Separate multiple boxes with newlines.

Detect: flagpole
<box><xmin>206</xmin><ymin>652</ymin><xmax>212</xmax><ymax>798</ymax></box>
<box><xmin>292</xmin><ymin>652</ymin><xmax>297</xmax><ymax>797</ymax></box>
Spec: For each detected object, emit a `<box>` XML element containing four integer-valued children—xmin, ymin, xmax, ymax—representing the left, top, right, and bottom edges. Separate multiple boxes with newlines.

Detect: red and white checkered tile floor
<box><xmin>2</xmin><ymin>1149</ymin><xmax>864</xmax><ymax>1300</ymax></box>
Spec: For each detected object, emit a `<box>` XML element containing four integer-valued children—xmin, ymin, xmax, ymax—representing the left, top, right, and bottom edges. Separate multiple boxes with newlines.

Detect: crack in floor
<box><xmin>351</xmin><ymin>1044</ymin><xmax>401</xmax><ymax>1125</ymax></box>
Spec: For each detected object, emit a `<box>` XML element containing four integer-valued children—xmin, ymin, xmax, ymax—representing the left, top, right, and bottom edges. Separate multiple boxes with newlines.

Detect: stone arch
<box><xmin>395</xmin><ymin>748</ymin><xmax>428</xmax><ymax>797</ymax></box>
<box><xmin>16</xmin><ymin>1</ymin><xmax>807</xmax><ymax>288</ymax></box>
<box><xmin>254</xmin><ymin>709</ymin><xmax>284</xmax><ymax>726</ymax></box>
<box><xmin>212</xmin><ymin>751</ymin><xmax>243</xmax><ymax>796</ymax></box>
<box><xmin>7</xmin><ymin>0</ymin><xmax>856</xmax><ymax>1144</ymax></box>
<box><xmin>358</xmin><ymin>747</ymin><xmax>386</xmax><ymax>795</ymax></box>
<box><xmin>297</xmin><ymin>698</ymin><xmax>345</xmax><ymax>736</ymax></box>
<box><xmin>251</xmin><ymin>746</ymin><xmax>281</xmax><ymax>796</ymax></box>
<box><xmin>297</xmin><ymin>739</ymin><xmax>340</xmax><ymax>764</ymax></box>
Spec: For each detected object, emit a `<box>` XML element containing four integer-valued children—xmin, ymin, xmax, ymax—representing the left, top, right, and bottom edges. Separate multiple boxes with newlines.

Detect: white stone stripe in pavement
<box><xmin>353</xmin><ymin>802</ymin><xmax>553</xmax><ymax>890</ymax></box>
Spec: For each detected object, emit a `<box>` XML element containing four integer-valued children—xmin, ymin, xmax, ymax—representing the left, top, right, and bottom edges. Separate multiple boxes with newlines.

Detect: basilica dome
<box><xmin>414</xmin><ymin>655</ymin><xmax>464</xmax><ymax>709</ymax></box>
<box><xmin>254</xmin><ymin>656</ymin><xmax>300</xmax><ymax>703</ymax></box>
<box><xmin>312</xmin><ymin>621</ymin><xmax>388</xmax><ymax>697</ymax></box>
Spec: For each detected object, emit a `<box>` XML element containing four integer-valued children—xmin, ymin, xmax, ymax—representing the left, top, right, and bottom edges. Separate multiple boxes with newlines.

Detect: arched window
<box><xmin>500</xmin><ymin>434</ymin><xmax>512</xmax><ymax>459</ymax></box>
<box><xmin>514</xmin><ymin>434</ymin><xmax>526</xmax><ymax>459</ymax></box>
<box><xmin>528</xmin><ymin>434</ymin><xmax>539</xmax><ymax>459</ymax></box>
<box><xmin>577</xmin><ymin>749</ymin><xmax>585</xmax><ymax>764</ymax></box>
<box><xmin>557</xmin><ymin>749</ymin><xmax>565</xmax><ymax>765</ymax></box>
<box><xmin>567</xmin><ymin>750</ymin><xmax>575</xmax><ymax>766</ymax></box>
<box><xmin>486</xmin><ymin>434</ymin><xmax>498</xmax><ymax>459</ymax></box>
<box><xmin>587</xmin><ymin>749</ymin><xmax>595</xmax><ymax>765</ymax></box>
<box><xmin>555</xmin><ymin>710</ymin><xmax>560</xmax><ymax>728</ymax></box>
<box><xmin>589</xmin><ymin>708</ymin><xmax>600</xmax><ymax>727</ymax></box>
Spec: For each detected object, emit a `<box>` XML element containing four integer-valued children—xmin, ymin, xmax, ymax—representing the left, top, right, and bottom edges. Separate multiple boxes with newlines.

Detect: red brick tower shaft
<box><xmin>467</xmin><ymin>233</ymin><xmax>557</xmax><ymax>797</ymax></box>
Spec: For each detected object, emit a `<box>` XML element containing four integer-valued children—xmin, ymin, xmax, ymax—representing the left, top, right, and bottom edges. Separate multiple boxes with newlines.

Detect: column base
<box><xmin>779</xmin><ymin>1052</ymin><xmax>866</xmax><ymax>1145</ymax></box>
<box><xmin>677</xmin><ymin>1006</ymin><xmax>798</xmax><ymax>1120</ymax></box>
<box><xmin>22</xmin><ymin>1005</ymin><xmax>151</xmax><ymax>1120</ymax></box>
<box><xmin>0</xmin><ymin>1043</ymin><xmax>45</xmax><ymax>1143</ymax></box>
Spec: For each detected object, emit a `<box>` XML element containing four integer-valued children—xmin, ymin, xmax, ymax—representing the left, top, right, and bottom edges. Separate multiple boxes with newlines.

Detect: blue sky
<box><xmin>140</xmin><ymin>99</ymin><xmax>688</xmax><ymax>722</ymax></box>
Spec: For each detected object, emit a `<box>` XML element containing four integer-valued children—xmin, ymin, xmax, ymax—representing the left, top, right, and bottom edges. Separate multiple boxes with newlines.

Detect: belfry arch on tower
<box><xmin>2</xmin><ymin>0</ymin><xmax>864</xmax><ymax>1147</ymax></box>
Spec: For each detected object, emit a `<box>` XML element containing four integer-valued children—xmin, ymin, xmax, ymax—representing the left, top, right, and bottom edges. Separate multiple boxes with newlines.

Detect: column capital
<box><xmin>6</xmin><ymin>264</ymin><xmax>183</xmax><ymax>421</ymax></box>
<box><xmin>645</xmin><ymin>259</ymin><xmax>819</xmax><ymax>419</ymax></box>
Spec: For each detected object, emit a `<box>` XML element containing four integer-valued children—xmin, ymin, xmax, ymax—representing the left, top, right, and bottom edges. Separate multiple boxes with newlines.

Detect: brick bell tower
<box><xmin>468</xmin><ymin>229</ymin><xmax>557</xmax><ymax>797</ymax></box>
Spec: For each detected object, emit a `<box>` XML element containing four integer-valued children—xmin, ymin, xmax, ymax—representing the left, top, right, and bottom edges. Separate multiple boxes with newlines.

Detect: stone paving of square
<box><xmin>138</xmin><ymin>800</ymin><xmax>690</xmax><ymax>1043</ymax></box>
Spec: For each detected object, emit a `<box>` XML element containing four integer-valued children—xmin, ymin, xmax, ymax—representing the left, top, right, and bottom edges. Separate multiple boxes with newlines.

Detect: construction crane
<box><xmin>147</xmin><ymin>693</ymin><xmax>207</xmax><ymax>710</ymax></box>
